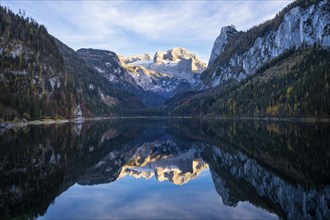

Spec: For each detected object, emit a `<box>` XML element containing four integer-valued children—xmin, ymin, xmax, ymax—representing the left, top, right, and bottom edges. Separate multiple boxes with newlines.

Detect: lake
<box><xmin>0</xmin><ymin>118</ymin><xmax>329</xmax><ymax>219</ymax></box>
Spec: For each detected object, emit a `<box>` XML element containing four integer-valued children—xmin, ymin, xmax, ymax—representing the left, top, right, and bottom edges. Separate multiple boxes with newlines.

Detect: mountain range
<box><xmin>0</xmin><ymin>0</ymin><xmax>329</xmax><ymax>122</ymax></box>
<box><xmin>167</xmin><ymin>0</ymin><xmax>330</xmax><ymax>117</ymax></box>
<box><xmin>77</xmin><ymin>47</ymin><xmax>206</xmax><ymax>106</ymax></box>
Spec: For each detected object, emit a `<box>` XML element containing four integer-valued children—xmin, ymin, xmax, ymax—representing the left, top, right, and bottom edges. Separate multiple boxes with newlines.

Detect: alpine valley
<box><xmin>77</xmin><ymin>47</ymin><xmax>206</xmax><ymax>106</ymax></box>
<box><xmin>1</xmin><ymin>0</ymin><xmax>330</xmax><ymax>122</ymax></box>
<box><xmin>1</xmin><ymin>1</ymin><xmax>330</xmax><ymax>219</ymax></box>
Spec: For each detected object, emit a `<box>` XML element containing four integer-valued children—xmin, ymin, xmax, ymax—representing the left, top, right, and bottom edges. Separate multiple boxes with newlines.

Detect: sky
<box><xmin>1</xmin><ymin>0</ymin><xmax>294</xmax><ymax>62</ymax></box>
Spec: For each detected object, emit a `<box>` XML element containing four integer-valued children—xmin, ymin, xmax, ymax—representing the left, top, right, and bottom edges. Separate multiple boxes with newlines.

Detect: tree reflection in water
<box><xmin>0</xmin><ymin>119</ymin><xmax>329</xmax><ymax>219</ymax></box>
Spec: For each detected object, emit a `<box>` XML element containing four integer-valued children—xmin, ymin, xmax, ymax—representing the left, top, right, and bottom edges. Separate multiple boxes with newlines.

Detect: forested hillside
<box><xmin>0</xmin><ymin>7</ymin><xmax>69</xmax><ymax>121</ymax></box>
<box><xmin>167</xmin><ymin>0</ymin><xmax>330</xmax><ymax>118</ymax></box>
<box><xmin>0</xmin><ymin>7</ymin><xmax>147</xmax><ymax>122</ymax></box>
<box><xmin>167</xmin><ymin>47</ymin><xmax>330</xmax><ymax>118</ymax></box>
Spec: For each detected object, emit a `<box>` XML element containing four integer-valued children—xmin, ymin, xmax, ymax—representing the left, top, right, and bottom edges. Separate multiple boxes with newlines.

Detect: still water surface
<box><xmin>0</xmin><ymin>119</ymin><xmax>329</xmax><ymax>219</ymax></box>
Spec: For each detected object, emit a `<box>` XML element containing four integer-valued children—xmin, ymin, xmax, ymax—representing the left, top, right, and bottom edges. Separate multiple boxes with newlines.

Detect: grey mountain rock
<box><xmin>202</xmin><ymin>0</ymin><xmax>330</xmax><ymax>89</ymax></box>
<box><xmin>208</xmin><ymin>25</ymin><xmax>238</xmax><ymax>66</ymax></box>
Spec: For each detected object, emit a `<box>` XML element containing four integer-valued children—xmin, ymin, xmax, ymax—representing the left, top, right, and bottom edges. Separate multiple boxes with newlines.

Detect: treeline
<box><xmin>168</xmin><ymin>46</ymin><xmax>330</xmax><ymax>118</ymax></box>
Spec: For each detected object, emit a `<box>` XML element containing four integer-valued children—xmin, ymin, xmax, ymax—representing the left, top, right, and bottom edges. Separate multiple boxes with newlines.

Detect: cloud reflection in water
<box><xmin>39</xmin><ymin>169</ymin><xmax>277</xmax><ymax>219</ymax></box>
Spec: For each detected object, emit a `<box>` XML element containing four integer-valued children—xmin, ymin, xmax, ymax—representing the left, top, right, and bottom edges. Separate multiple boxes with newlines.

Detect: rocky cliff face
<box><xmin>202</xmin><ymin>0</ymin><xmax>330</xmax><ymax>88</ymax></box>
<box><xmin>208</xmin><ymin>25</ymin><xmax>238</xmax><ymax>66</ymax></box>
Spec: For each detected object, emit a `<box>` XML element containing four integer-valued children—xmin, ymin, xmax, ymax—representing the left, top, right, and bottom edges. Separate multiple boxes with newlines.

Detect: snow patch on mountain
<box><xmin>121</xmin><ymin>47</ymin><xmax>207</xmax><ymax>96</ymax></box>
<box><xmin>78</xmin><ymin>47</ymin><xmax>206</xmax><ymax>103</ymax></box>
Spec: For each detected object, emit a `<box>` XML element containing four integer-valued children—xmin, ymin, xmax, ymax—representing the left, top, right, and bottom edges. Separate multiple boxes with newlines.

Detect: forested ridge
<box><xmin>0</xmin><ymin>7</ymin><xmax>69</xmax><ymax>121</ymax></box>
<box><xmin>167</xmin><ymin>47</ymin><xmax>330</xmax><ymax>118</ymax></box>
<box><xmin>168</xmin><ymin>0</ymin><xmax>330</xmax><ymax>118</ymax></box>
<box><xmin>0</xmin><ymin>6</ymin><xmax>149</xmax><ymax>122</ymax></box>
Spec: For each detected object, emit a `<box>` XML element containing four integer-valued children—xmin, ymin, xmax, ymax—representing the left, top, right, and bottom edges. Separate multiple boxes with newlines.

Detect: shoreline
<box><xmin>1</xmin><ymin>116</ymin><xmax>329</xmax><ymax>133</ymax></box>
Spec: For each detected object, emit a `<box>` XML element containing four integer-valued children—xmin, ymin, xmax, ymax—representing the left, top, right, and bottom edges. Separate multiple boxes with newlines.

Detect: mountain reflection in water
<box><xmin>0</xmin><ymin>119</ymin><xmax>329</xmax><ymax>219</ymax></box>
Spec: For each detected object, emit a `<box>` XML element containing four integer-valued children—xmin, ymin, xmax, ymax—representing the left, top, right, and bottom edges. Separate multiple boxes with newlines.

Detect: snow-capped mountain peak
<box><xmin>123</xmin><ymin>53</ymin><xmax>152</xmax><ymax>64</ymax></box>
<box><xmin>120</xmin><ymin>47</ymin><xmax>207</xmax><ymax>97</ymax></box>
<box><xmin>153</xmin><ymin>47</ymin><xmax>207</xmax><ymax>72</ymax></box>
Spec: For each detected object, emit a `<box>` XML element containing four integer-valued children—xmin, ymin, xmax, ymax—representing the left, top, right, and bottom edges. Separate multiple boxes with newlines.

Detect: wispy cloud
<box><xmin>1</xmin><ymin>0</ymin><xmax>294</xmax><ymax>62</ymax></box>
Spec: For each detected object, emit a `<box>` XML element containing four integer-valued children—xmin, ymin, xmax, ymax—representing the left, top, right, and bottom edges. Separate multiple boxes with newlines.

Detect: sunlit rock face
<box><xmin>123</xmin><ymin>53</ymin><xmax>152</xmax><ymax>65</ymax></box>
<box><xmin>151</xmin><ymin>47</ymin><xmax>207</xmax><ymax>73</ymax></box>
<box><xmin>118</xmin><ymin>144</ymin><xmax>208</xmax><ymax>185</ymax></box>
<box><xmin>122</xmin><ymin>47</ymin><xmax>207</xmax><ymax>97</ymax></box>
<box><xmin>203</xmin><ymin>0</ymin><xmax>330</xmax><ymax>88</ymax></box>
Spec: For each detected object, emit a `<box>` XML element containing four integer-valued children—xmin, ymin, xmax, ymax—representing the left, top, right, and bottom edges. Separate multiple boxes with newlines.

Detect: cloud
<box><xmin>39</xmin><ymin>175</ymin><xmax>277</xmax><ymax>220</ymax></box>
<box><xmin>1</xmin><ymin>0</ymin><xmax>294</xmax><ymax>62</ymax></box>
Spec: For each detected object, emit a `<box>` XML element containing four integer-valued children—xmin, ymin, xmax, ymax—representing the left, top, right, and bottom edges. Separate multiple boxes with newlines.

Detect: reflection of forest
<box><xmin>0</xmin><ymin>119</ymin><xmax>329</xmax><ymax>219</ymax></box>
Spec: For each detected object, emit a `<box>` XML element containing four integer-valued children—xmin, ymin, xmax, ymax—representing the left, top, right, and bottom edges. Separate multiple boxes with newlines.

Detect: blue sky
<box><xmin>1</xmin><ymin>0</ymin><xmax>294</xmax><ymax>62</ymax></box>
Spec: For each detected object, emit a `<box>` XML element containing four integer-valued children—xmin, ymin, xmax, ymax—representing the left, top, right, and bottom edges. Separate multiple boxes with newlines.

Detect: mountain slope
<box><xmin>167</xmin><ymin>46</ymin><xmax>330</xmax><ymax>117</ymax></box>
<box><xmin>166</xmin><ymin>0</ymin><xmax>330</xmax><ymax>118</ymax></box>
<box><xmin>0</xmin><ymin>7</ymin><xmax>73</xmax><ymax>121</ymax></box>
<box><xmin>200</xmin><ymin>0</ymin><xmax>330</xmax><ymax>89</ymax></box>
<box><xmin>0</xmin><ymin>6</ymin><xmax>145</xmax><ymax>122</ymax></box>
<box><xmin>77</xmin><ymin>48</ymin><xmax>166</xmax><ymax>106</ymax></box>
<box><xmin>55</xmin><ymin>41</ymin><xmax>146</xmax><ymax>116</ymax></box>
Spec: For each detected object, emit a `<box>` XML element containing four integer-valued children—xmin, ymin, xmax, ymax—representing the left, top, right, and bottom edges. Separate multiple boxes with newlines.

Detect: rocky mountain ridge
<box><xmin>123</xmin><ymin>53</ymin><xmax>152</xmax><ymax>64</ymax></box>
<box><xmin>123</xmin><ymin>47</ymin><xmax>206</xmax><ymax>96</ymax></box>
<box><xmin>201</xmin><ymin>0</ymin><xmax>330</xmax><ymax>88</ymax></box>
<box><xmin>208</xmin><ymin>25</ymin><xmax>238</xmax><ymax>66</ymax></box>
<box><xmin>1</xmin><ymin>0</ymin><xmax>330</xmax><ymax>120</ymax></box>
<box><xmin>166</xmin><ymin>0</ymin><xmax>330</xmax><ymax>118</ymax></box>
